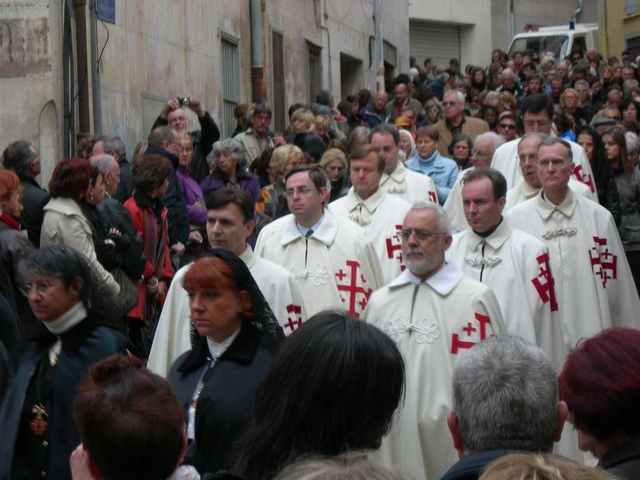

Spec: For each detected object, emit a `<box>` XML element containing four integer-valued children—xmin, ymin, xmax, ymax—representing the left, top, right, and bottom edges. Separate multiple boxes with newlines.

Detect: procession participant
<box><xmin>491</xmin><ymin>94</ymin><xmax>597</xmax><ymax>197</ymax></box>
<box><xmin>443</xmin><ymin>132</ymin><xmax>504</xmax><ymax>232</ymax></box>
<box><xmin>447</xmin><ymin>168</ymin><xmax>566</xmax><ymax>370</ymax></box>
<box><xmin>506</xmin><ymin>137</ymin><xmax>640</xmax><ymax>350</ymax></box>
<box><xmin>255</xmin><ymin>166</ymin><xmax>384</xmax><ymax>318</ymax></box>
<box><xmin>504</xmin><ymin>133</ymin><xmax>594</xmax><ymax>212</ymax></box>
<box><xmin>371</xmin><ymin>124</ymin><xmax>438</xmax><ymax>204</ymax></box>
<box><xmin>147</xmin><ymin>188</ymin><xmax>305</xmax><ymax>378</ymax></box>
<box><xmin>364</xmin><ymin>202</ymin><xmax>506</xmax><ymax>480</ymax></box>
<box><xmin>329</xmin><ymin>145</ymin><xmax>411</xmax><ymax>283</ymax></box>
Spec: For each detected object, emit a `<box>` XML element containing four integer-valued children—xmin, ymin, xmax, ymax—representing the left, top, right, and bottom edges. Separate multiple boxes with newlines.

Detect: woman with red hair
<box><xmin>558</xmin><ymin>327</ymin><xmax>640</xmax><ymax>479</ymax></box>
<box><xmin>40</xmin><ymin>158</ymin><xmax>120</xmax><ymax>299</ymax></box>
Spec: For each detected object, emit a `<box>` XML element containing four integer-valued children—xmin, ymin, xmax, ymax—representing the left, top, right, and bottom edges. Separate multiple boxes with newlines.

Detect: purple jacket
<box><xmin>199</xmin><ymin>170</ymin><xmax>261</xmax><ymax>204</ymax></box>
<box><xmin>176</xmin><ymin>166</ymin><xmax>207</xmax><ymax>225</ymax></box>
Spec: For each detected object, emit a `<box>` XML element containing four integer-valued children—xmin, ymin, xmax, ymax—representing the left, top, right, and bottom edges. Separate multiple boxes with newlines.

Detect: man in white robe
<box><xmin>147</xmin><ymin>188</ymin><xmax>305</xmax><ymax>377</ymax></box>
<box><xmin>444</xmin><ymin>132</ymin><xmax>505</xmax><ymax>232</ymax></box>
<box><xmin>491</xmin><ymin>94</ymin><xmax>597</xmax><ymax>199</ymax></box>
<box><xmin>364</xmin><ymin>202</ymin><xmax>506</xmax><ymax>480</ymax></box>
<box><xmin>447</xmin><ymin>168</ymin><xmax>566</xmax><ymax>370</ymax></box>
<box><xmin>504</xmin><ymin>133</ymin><xmax>593</xmax><ymax>212</ymax></box>
<box><xmin>256</xmin><ymin>166</ymin><xmax>384</xmax><ymax>318</ymax></box>
<box><xmin>330</xmin><ymin>145</ymin><xmax>412</xmax><ymax>283</ymax></box>
<box><xmin>371</xmin><ymin>123</ymin><xmax>438</xmax><ymax>204</ymax></box>
<box><xmin>506</xmin><ymin>137</ymin><xmax>640</xmax><ymax>462</ymax></box>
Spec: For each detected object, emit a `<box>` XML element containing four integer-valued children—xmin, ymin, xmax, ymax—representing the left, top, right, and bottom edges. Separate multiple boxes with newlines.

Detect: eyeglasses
<box><xmin>399</xmin><ymin>229</ymin><xmax>447</xmax><ymax>241</ymax></box>
<box><xmin>524</xmin><ymin>120</ymin><xmax>551</xmax><ymax>129</ymax></box>
<box><xmin>442</xmin><ymin>101</ymin><xmax>459</xmax><ymax>107</ymax></box>
<box><xmin>286</xmin><ymin>186</ymin><xmax>317</xmax><ymax>197</ymax></box>
<box><xmin>20</xmin><ymin>279</ymin><xmax>56</xmax><ymax>297</ymax></box>
<box><xmin>499</xmin><ymin>123</ymin><xmax>516</xmax><ymax>130</ymax></box>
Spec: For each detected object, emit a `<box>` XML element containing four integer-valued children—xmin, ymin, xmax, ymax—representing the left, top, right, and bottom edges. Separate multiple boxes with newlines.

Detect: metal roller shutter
<box><xmin>410</xmin><ymin>20</ymin><xmax>461</xmax><ymax>67</ymax></box>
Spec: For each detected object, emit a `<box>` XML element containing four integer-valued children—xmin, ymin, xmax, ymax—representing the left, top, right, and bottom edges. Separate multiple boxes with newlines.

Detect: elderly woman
<box><xmin>231</xmin><ymin>310</ymin><xmax>405</xmax><ymax>480</ymax></box>
<box><xmin>398</xmin><ymin>129</ymin><xmax>416</xmax><ymax>161</ymax></box>
<box><xmin>0</xmin><ymin>245</ymin><xmax>131</xmax><ymax>480</ymax></box>
<box><xmin>168</xmin><ymin>251</ymin><xmax>284</xmax><ymax>475</ymax></box>
<box><xmin>41</xmin><ymin>158</ymin><xmax>120</xmax><ymax>299</ymax></box>
<box><xmin>124</xmin><ymin>154</ymin><xmax>175</xmax><ymax>355</ymax></box>
<box><xmin>320</xmin><ymin>148</ymin><xmax>349</xmax><ymax>203</ymax></box>
<box><xmin>560</xmin><ymin>88</ymin><xmax>588</xmax><ymax>127</ymax></box>
<box><xmin>425</xmin><ymin>99</ymin><xmax>443</xmax><ymax>126</ymax></box>
<box><xmin>290</xmin><ymin>107</ymin><xmax>326</xmax><ymax>162</ymax></box>
<box><xmin>559</xmin><ymin>327</ymin><xmax>640</xmax><ymax>479</ymax></box>
<box><xmin>200</xmin><ymin>138</ymin><xmax>261</xmax><ymax>203</ymax></box>
<box><xmin>449</xmin><ymin>133</ymin><xmax>473</xmax><ymax>171</ymax></box>
<box><xmin>254</xmin><ymin>145</ymin><xmax>303</xmax><ymax>232</ymax></box>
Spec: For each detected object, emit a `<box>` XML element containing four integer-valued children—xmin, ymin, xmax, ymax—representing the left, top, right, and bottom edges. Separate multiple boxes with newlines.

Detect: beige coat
<box><xmin>41</xmin><ymin>197</ymin><xmax>120</xmax><ymax>298</ymax></box>
<box><xmin>434</xmin><ymin>116</ymin><xmax>489</xmax><ymax>156</ymax></box>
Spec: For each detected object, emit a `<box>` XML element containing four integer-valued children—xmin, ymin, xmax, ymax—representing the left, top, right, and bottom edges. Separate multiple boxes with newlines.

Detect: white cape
<box><xmin>329</xmin><ymin>188</ymin><xmax>412</xmax><ymax>283</ymax></box>
<box><xmin>504</xmin><ymin>178</ymin><xmax>595</xmax><ymax>212</ymax></box>
<box><xmin>255</xmin><ymin>209</ymin><xmax>384</xmax><ymax>318</ymax></box>
<box><xmin>364</xmin><ymin>263</ymin><xmax>506</xmax><ymax>480</ymax></box>
<box><xmin>380</xmin><ymin>160</ymin><xmax>439</xmax><ymax>205</ymax></box>
<box><xmin>147</xmin><ymin>245</ymin><xmax>306</xmax><ymax>377</ymax></box>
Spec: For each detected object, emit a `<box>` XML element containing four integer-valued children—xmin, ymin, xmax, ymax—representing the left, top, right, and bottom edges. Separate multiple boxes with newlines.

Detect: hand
<box><xmin>188</xmin><ymin>96</ymin><xmax>205</xmax><ymax>117</ymax></box>
<box><xmin>108</xmin><ymin>227</ymin><xmax>121</xmax><ymax>236</ymax></box>
<box><xmin>156</xmin><ymin>280</ymin><xmax>168</xmax><ymax>301</ymax></box>
<box><xmin>161</xmin><ymin>98</ymin><xmax>181</xmax><ymax>119</ymax></box>
<box><xmin>70</xmin><ymin>444</ymin><xmax>92</xmax><ymax>480</ymax></box>
<box><xmin>272</xmin><ymin>135</ymin><xmax>286</xmax><ymax>147</ymax></box>
<box><xmin>171</xmin><ymin>242</ymin><xmax>186</xmax><ymax>257</ymax></box>
<box><xmin>188</xmin><ymin>230</ymin><xmax>203</xmax><ymax>244</ymax></box>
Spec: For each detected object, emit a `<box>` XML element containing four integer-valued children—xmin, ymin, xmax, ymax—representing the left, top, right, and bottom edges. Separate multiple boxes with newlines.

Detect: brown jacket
<box><xmin>434</xmin><ymin>116</ymin><xmax>490</xmax><ymax>156</ymax></box>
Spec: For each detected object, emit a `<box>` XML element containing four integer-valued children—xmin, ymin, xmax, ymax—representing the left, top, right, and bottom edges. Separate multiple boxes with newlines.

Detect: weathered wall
<box><xmin>409</xmin><ymin>0</ymin><xmax>492</xmax><ymax>68</ymax></box>
<box><xmin>0</xmin><ymin>0</ymin><xmax>62</xmax><ymax>186</ymax></box>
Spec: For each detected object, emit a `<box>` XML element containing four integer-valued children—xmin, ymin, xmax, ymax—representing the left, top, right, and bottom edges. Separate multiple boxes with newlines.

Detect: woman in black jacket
<box><xmin>168</xmin><ymin>250</ymin><xmax>284</xmax><ymax>476</ymax></box>
<box><xmin>577</xmin><ymin>126</ymin><xmax>623</xmax><ymax>226</ymax></box>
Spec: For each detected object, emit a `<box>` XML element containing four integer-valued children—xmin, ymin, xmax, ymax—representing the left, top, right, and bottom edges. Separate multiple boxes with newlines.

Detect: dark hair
<box><xmin>620</xmin><ymin>98</ymin><xmax>640</xmax><ymax>121</ymax></box>
<box><xmin>132</xmin><ymin>153</ymin><xmax>173</xmax><ymax>194</ymax></box>
<box><xmin>20</xmin><ymin>245</ymin><xmax>100</xmax><ymax>310</ymax></box>
<box><xmin>395</xmin><ymin>74</ymin><xmax>410</xmax><ymax>86</ymax></box>
<box><xmin>232</xmin><ymin>310</ymin><xmax>405</xmax><ymax>480</ymax></box>
<box><xmin>449</xmin><ymin>133</ymin><xmax>473</xmax><ymax>157</ymax></box>
<box><xmin>147</xmin><ymin>126</ymin><xmax>174</xmax><ymax>148</ymax></box>
<box><xmin>288</xmin><ymin>103</ymin><xmax>306</xmax><ymax>120</ymax></box>
<box><xmin>284</xmin><ymin>165</ymin><xmax>328</xmax><ymax>191</ymax></box>
<box><xmin>462</xmin><ymin>167</ymin><xmax>507</xmax><ymax>200</ymax></box>
<box><xmin>371</xmin><ymin>123</ymin><xmax>400</xmax><ymax>145</ymax></box>
<box><xmin>416</xmin><ymin>126</ymin><xmax>439</xmax><ymax>142</ymax></box>
<box><xmin>558</xmin><ymin>328</ymin><xmax>640</xmax><ymax>440</ymax></box>
<box><xmin>1</xmin><ymin>140</ymin><xmax>38</xmax><ymax>177</ymax></box>
<box><xmin>349</xmin><ymin>144</ymin><xmax>385</xmax><ymax>172</ymax></box>
<box><xmin>575</xmin><ymin>126</ymin><xmax>614</xmax><ymax>186</ymax></box>
<box><xmin>205</xmin><ymin>187</ymin><xmax>254</xmax><ymax>223</ymax></box>
<box><xmin>357</xmin><ymin>89</ymin><xmax>372</xmax><ymax>109</ymax></box>
<box><xmin>520</xmin><ymin>94</ymin><xmax>554</xmax><ymax>119</ymax></box>
<box><xmin>315</xmin><ymin>90</ymin><xmax>332</xmax><ymax>106</ymax></box>
<box><xmin>253</xmin><ymin>103</ymin><xmax>273</xmax><ymax>117</ymax></box>
<box><xmin>74</xmin><ymin>355</ymin><xmax>184</xmax><ymax>480</ymax></box>
<box><xmin>48</xmin><ymin>157</ymin><xmax>92</xmax><ymax>202</ymax></box>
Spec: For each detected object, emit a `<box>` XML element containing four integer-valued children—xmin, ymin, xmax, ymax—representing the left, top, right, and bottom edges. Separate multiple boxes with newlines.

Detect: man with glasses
<box><xmin>447</xmin><ymin>168</ymin><xmax>565</xmax><ymax>370</ymax></box>
<box><xmin>235</xmin><ymin>103</ymin><xmax>284</xmax><ymax>166</ymax></box>
<box><xmin>256</xmin><ymin>165</ymin><xmax>383</xmax><ymax>318</ymax></box>
<box><xmin>434</xmin><ymin>90</ymin><xmax>489</xmax><ymax>156</ymax></box>
<box><xmin>490</xmin><ymin>94</ymin><xmax>596</xmax><ymax>196</ymax></box>
<box><xmin>497</xmin><ymin>112</ymin><xmax>519</xmax><ymax>142</ymax></box>
<box><xmin>364</xmin><ymin>201</ymin><xmax>505</xmax><ymax>480</ymax></box>
<box><xmin>330</xmin><ymin>145</ymin><xmax>411</xmax><ymax>283</ymax></box>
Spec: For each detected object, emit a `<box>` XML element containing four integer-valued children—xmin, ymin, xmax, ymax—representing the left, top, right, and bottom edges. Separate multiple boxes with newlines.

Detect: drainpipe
<box><xmin>73</xmin><ymin>0</ymin><xmax>91</xmax><ymax>135</ymax></box>
<box><xmin>571</xmin><ymin>0</ymin><xmax>584</xmax><ymax>25</ymax></box>
<box><xmin>373</xmin><ymin>0</ymin><xmax>384</xmax><ymax>91</ymax></box>
<box><xmin>250</xmin><ymin>0</ymin><xmax>266</xmax><ymax>102</ymax></box>
<box><xmin>89</xmin><ymin>0</ymin><xmax>102</xmax><ymax>134</ymax></box>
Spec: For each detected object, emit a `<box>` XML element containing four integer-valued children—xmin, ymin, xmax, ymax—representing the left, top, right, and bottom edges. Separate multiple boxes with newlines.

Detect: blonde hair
<box><xmin>291</xmin><ymin>108</ymin><xmax>317</xmax><ymax>133</ymax></box>
<box><xmin>560</xmin><ymin>88</ymin><xmax>579</xmax><ymax>110</ymax></box>
<box><xmin>316</xmin><ymin>113</ymin><xmax>332</xmax><ymax>131</ymax></box>
<box><xmin>274</xmin><ymin>451</ymin><xmax>402</xmax><ymax>480</ymax></box>
<box><xmin>319</xmin><ymin>148</ymin><xmax>347</xmax><ymax>169</ymax></box>
<box><xmin>271</xmin><ymin>145</ymin><xmax>304</xmax><ymax>175</ymax></box>
<box><xmin>479</xmin><ymin>453</ymin><xmax>613</xmax><ymax>480</ymax></box>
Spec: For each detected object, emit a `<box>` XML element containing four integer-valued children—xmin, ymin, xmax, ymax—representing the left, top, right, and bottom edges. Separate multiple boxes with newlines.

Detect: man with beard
<box><xmin>364</xmin><ymin>202</ymin><xmax>505</xmax><ymax>480</ymax></box>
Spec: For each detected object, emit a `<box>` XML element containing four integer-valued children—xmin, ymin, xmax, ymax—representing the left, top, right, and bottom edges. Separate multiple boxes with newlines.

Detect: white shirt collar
<box><xmin>239</xmin><ymin>244</ymin><xmax>256</xmax><ymax>268</ymax></box>
<box><xmin>387</xmin><ymin>261</ymin><xmax>463</xmax><ymax>295</ymax></box>
<box><xmin>206</xmin><ymin>328</ymin><xmax>241</xmax><ymax>359</ymax></box>
<box><xmin>466</xmin><ymin>219</ymin><xmax>512</xmax><ymax>251</ymax></box>
<box><xmin>281</xmin><ymin>209</ymin><xmax>339</xmax><ymax>246</ymax></box>
<box><xmin>44</xmin><ymin>302</ymin><xmax>87</xmax><ymax>335</ymax></box>
<box><xmin>345</xmin><ymin>186</ymin><xmax>386</xmax><ymax>214</ymax></box>
<box><xmin>536</xmin><ymin>188</ymin><xmax>577</xmax><ymax>219</ymax></box>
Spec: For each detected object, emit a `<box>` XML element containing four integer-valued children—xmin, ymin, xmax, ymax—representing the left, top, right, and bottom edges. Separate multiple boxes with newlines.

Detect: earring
<box><xmin>90</xmin><ymin>194</ymin><xmax>94</xmax><ymax>201</ymax></box>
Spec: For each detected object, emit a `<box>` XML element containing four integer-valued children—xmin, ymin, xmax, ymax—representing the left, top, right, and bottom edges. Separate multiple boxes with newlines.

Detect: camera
<box><xmin>178</xmin><ymin>96</ymin><xmax>191</xmax><ymax>107</ymax></box>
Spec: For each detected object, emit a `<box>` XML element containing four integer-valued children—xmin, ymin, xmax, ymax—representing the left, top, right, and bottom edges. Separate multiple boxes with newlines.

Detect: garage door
<box><xmin>410</xmin><ymin>20</ymin><xmax>461</xmax><ymax>68</ymax></box>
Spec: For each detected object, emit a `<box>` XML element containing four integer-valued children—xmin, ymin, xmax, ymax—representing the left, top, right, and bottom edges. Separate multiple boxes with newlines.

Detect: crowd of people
<box><xmin>1</xmin><ymin>44</ymin><xmax>640</xmax><ymax>480</ymax></box>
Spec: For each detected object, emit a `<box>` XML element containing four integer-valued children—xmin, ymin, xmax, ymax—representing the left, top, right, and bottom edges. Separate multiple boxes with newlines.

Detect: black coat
<box><xmin>595</xmin><ymin>166</ymin><xmax>623</xmax><ymax>227</ymax></box>
<box><xmin>441</xmin><ymin>450</ymin><xmax>513</xmax><ymax>480</ymax></box>
<box><xmin>114</xmin><ymin>157</ymin><xmax>133</xmax><ymax>203</ymax></box>
<box><xmin>0</xmin><ymin>314</ymin><xmax>132</xmax><ymax>480</ymax></box>
<box><xmin>152</xmin><ymin>111</ymin><xmax>220</xmax><ymax>183</ymax></box>
<box><xmin>168</xmin><ymin>322</ymin><xmax>275</xmax><ymax>475</ymax></box>
<box><xmin>599</xmin><ymin>435</ymin><xmax>640</xmax><ymax>480</ymax></box>
<box><xmin>16</xmin><ymin>175</ymin><xmax>49</xmax><ymax>248</ymax></box>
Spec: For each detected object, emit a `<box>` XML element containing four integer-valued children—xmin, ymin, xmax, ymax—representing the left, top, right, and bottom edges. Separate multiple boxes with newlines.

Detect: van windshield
<box><xmin>509</xmin><ymin>35</ymin><xmax>569</xmax><ymax>62</ymax></box>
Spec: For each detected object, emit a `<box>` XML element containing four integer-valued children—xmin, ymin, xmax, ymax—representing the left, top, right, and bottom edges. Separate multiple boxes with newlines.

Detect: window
<box><xmin>271</xmin><ymin>30</ymin><xmax>286</xmax><ymax>134</ymax></box>
<box><xmin>308</xmin><ymin>42</ymin><xmax>322</xmax><ymax>104</ymax></box>
<box><xmin>626</xmin><ymin>0</ymin><xmax>639</xmax><ymax>15</ymax></box>
<box><xmin>221</xmin><ymin>35</ymin><xmax>241</xmax><ymax>139</ymax></box>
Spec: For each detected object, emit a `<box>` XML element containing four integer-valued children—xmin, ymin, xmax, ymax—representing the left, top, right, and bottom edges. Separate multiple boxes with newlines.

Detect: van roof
<box><xmin>513</xmin><ymin>23</ymin><xmax>598</xmax><ymax>38</ymax></box>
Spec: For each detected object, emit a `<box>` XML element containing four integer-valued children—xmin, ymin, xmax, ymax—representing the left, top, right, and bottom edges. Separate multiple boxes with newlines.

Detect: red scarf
<box><xmin>0</xmin><ymin>212</ymin><xmax>20</xmax><ymax>230</ymax></box>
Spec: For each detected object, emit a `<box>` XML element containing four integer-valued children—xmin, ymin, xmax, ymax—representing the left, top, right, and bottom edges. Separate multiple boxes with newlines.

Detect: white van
<box><xmin>507</xmin><ymin>23</ymin><xmax>598</xmax><ymax>63</ymax></box>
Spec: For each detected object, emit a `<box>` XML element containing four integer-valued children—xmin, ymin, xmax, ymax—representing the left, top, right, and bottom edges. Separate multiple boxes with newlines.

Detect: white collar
<box><xmin>536</xmin><ymin>188</ymin><xmax>577</xmax><ymax>219</ymax></box>
<box><xmin>465</xmin><ymin>220</ymin><xmax>512</xmax><ymax>251</ymax></box>
<box><xmin>381</xmin><ymin>160</ymin><xmax>407</xmax><ymax>185</ymax></box>
<box><xmin>345</xmin><ymin>186</ymin><xmax>386</xmax><ymax>214</ymax></box>
<box><xmin>239</xmin><ymin>244</ymin><xmax>256</xmax><ymax>268</ymax></box>
<box><xmin>387</xmin><ymin>261</ymin><xmax>463</xmax><ymax>295</ymax></box>
<box><xmin>520</xmin><ymin>180</ymin><xmax>540</xmax><ymax>199</ymax></box>
<box><xmin>44</xmin><ymin>301</ymin><xmax>87</xmax><ymax>335</ymax></box>
<box><xmin>281</xmin><ymin>209</ymin><xmax>338</xmax><ymax>246</ymax></box>
<box><xmin>206</xmin><ymin>328</ymin><xmax>241</xmax><ymax>359</ymax></box>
